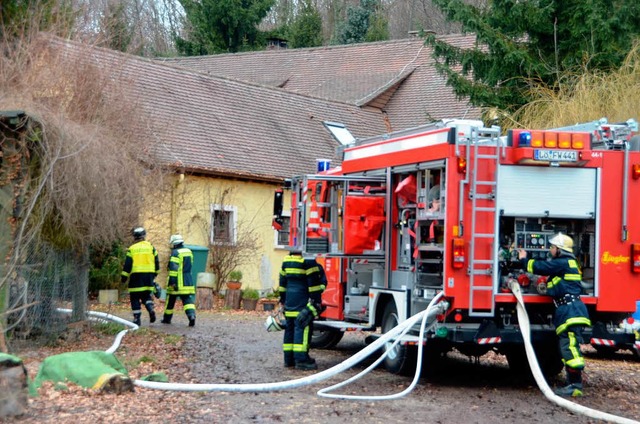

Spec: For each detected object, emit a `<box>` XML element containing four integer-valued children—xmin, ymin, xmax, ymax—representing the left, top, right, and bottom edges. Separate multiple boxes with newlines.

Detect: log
<box><xmin>196</xmin><ymin>287</ymin><xmax>214</xmax><ymax>310</ymax></box>
<box><xmin>0</xmin><ymin>356</ymin><xmax>29</xmax><ymax>418</ymax></box>
<box><xmin>225</xmin><ymin>289</ymin><xmax>242</xmax><ymax>310</ymax></box>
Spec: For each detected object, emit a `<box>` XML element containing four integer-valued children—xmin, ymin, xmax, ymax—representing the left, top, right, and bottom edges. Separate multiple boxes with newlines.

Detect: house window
<box><xmin>275</xmin><ymin>212</ymin><xmax>291</xmax><ymax>248</ymax></box>
<box><xmin>210</xmin><ymin>204</ymin><xmax>237</xmax><ymax>245</ymax></box>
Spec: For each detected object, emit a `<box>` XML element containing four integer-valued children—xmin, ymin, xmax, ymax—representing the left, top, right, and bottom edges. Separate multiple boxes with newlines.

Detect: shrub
<box><xmin>242</xmin><ymin>288</ymin><xmax>259</xmax><ymax>300</ymax></box>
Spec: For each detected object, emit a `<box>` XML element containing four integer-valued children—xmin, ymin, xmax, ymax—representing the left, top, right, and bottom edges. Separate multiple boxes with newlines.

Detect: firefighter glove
<box><xmin>296</xmin><ymin>307</ymin><xmax>314</xmax><ymax>328</ymax></box>
<box><xmin>153</xmin><ymin>282</ymin><xmax>162</xmax><ymax>299</ymax></box>
<box><xmin>308</xmin><ymin>300</ymin><xmax>324</xmax><ymax>317</ymax></box>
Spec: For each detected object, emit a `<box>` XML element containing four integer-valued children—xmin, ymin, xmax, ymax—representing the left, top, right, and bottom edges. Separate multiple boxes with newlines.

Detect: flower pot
<box><xmin>262</xmin><ymin>302</ymin><xmax>276</xmax><ymax>312</ymax></box>
<box><xmin>226</xmin><ymin>281</ymin><xmax>242</xmax><ymax>290</ymax></box>
<box><xmin>242</xmin><ymin>298</ymin><xmax>258</xmax><ymax>311</ymax></box>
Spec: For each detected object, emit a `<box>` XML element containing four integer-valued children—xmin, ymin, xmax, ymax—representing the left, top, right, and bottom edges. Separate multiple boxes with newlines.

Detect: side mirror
<box><xmin>273</xmin><ymin>189</ymin><xmax>283</xmax><ymax>217</ymax></box>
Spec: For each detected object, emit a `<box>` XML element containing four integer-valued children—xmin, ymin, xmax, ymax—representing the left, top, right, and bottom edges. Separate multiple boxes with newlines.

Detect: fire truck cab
<box><xmin>275</xmin><ymin>118</ymin><xmax>640</xmax><ymax>375</ymax></box>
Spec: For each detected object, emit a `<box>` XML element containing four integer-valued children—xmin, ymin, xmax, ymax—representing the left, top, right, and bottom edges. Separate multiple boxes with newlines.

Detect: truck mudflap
<box><xmin>589</xmin><ymin>321</ymin><xmax>638</xmax><ymax>354</ymax></box>
<box><xmin>442</xmin><ymin>320</ymin><xmax>558</xmax><ymax>345</ymax></box>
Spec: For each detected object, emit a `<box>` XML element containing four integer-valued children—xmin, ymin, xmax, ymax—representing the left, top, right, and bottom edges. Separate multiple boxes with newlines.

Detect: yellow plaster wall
<box><xmin>141</xmin><ymin>173</ymin><xmax>289</xmax><ymax>292</ymax></box>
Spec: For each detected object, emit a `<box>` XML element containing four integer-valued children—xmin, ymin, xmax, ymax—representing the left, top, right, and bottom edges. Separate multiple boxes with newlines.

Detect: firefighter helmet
<box><xmin>264</xmin><ymin>315</ymin><xmax>286</xmax><ymax>332</ymax></box>
<box><xmin>549</xmin><ymin>233</ymin><xmax>574</xmax><ymax>253</ymax></box>
<box><xmin>169</xmin><ymin>234</ymin><xmax>184</xmax><ymax>248</ymax></box>
<box><xmin>132</xmin><ymin>227</ymin><xmax>146</xmax><ymax>239</ymax></box>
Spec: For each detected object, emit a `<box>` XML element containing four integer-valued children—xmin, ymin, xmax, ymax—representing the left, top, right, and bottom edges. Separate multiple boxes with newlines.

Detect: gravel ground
<box><xmin>151</xmin><ymin>310</ymin><xmax>640</xmax><ymax>424</ymax></box>
<box><xmin>9</xmin><ymin>306</ymin><xmax>640</xmax><ymax>424</ymax></box>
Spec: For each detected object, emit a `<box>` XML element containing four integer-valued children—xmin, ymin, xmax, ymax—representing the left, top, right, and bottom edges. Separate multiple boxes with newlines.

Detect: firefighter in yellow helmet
<box><xmin>518</xmin><ymin>233</ymin><xmax>591</xmax><ymax>397</ymax></box>
<box><xmin>161</xmin><ymin>235</ymin><xmax>196</xmax><ymax>327</ymax></box>
<box><xmin>121</xmin><ymin>227</ymin><xmax>159</xmax><ymax>326</ymax></box>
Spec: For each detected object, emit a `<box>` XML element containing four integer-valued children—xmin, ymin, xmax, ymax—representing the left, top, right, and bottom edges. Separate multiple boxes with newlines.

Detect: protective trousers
<box><xmin>283</xmin><ymin>314</ymin><xmax>312</xmax><ymax>366</ymax></box>
<box><xmin>130</xmin><ymin>291</ymin><xmax>155</xmax><ymax>325</ymax></box>
<box><xmin>162</xmin><ymin>293</ymin><xmax>196</xmax><ymax>323</ymax></box>
<box><xmin>559</xmin><ymin>326</ymin><xmax>585</xmax><ymax>385</ymax></box>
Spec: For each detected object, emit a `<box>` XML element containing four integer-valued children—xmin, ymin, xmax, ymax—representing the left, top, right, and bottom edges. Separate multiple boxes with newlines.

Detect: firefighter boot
<box><xmin>161</xmin><ymin>314</ymin><xmax>172</xmax><ymax>324</ymax></box>
<box><xmin>145</xmin><ymin>301</ymin><xmax>156</xmax><ymax>323</ymax></box>
<box><xmin>295</xmin><ymin>360</ymin><xmax>318</xmax><ymax>371</ymax></box>
<box><xmin>188</xmin><ymin>313</ymin><xmax>196</xmax><ymax>327</ymax></box>
<box><xmin>284</xmin><ymin>353</ymin><xmax>295</xmax><ymax>368</ymax></box>
<box><xmin>133</xmin><ymin>313</ymin><xmax>141</xmax><ymax>326</ymax></box>
<box><xmin>555</xmin><ymin>368</ymin><xmax>583</xmax><ymax>397</ymax></box>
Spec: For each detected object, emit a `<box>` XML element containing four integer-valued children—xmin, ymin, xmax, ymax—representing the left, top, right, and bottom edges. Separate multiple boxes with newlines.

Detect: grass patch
<box><xmin>163</xmin><ymin>334</ymin><xmax>182</xmax><ymax>345</ymax></box>
<box><xmin>93</xmin><ymin>322</ymin><xmax>126</xmax><ymax>336</ymax></box>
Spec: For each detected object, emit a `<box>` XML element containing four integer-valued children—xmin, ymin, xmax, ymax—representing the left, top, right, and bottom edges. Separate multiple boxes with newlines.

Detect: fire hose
<box><xmin>58</xmin><ymin>292</ymin><xmax>640</xmax><ymax>423</ymax></box>
<box><xmin>508</xmin><ymin>282</ymin><xmax>639</xmax><ymax>424</ymax></box>
<box><xmin>58</xmin><ymin>297</ymin><xmax>448</xmax><ymax>395</ymax></box>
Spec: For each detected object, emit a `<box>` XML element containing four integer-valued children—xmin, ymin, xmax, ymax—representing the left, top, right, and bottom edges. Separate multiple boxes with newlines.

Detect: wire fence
<box><xmin>4</xmin><ymin>240</ymin><xmax>78</xmax><ymax>344</ymax></box>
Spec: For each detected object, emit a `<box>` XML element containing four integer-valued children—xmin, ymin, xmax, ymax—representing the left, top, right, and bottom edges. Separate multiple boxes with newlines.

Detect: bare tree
<box><xmin>73</xmin><ymin>0</ymin><xmax>184</xmax><ymax>56</ymax></box>
<box><xmin>177</xmin><ymin>185</ymin><xmax>262</xmax><ymax>294</ymax></box>
<box><xmin>0</xmin><ymin>3</ymin><xmax>165</xmax><ymax>349</ymax></box>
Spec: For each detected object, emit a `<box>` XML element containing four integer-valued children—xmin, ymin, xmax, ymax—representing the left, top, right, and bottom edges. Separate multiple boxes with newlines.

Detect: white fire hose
<box><xmin>509</xmin><ymin>282</ymin><xmax>639</xmax><ymax>424</ymax></box>
<box><xmin>59</xmin><ymin>292</ymin><xmax>640</xmax><ymax>423</ymax></box>
<box><xmin>58</xmin><ymin>299</ymin><xmax>448</xmax><ymax>395</ymax></box>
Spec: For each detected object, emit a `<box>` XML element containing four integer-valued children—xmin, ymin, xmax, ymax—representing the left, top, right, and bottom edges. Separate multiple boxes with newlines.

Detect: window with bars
<box><xmin>210</xmin><ymin>204</ymin><xmax>237</xmax><ymax>245</ymax></box>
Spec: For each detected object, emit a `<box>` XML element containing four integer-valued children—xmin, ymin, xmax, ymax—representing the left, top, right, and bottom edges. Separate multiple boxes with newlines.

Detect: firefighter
<box><xmin>161</xmin><ymin>235</ymin><xmax>196</xmax><ymax>327</ymax></box>
<box><xmin>518</xmin><ymin>233</ymin><xmax>591</xmax><ymax>397</ymax></box>
<box><xmin>278</xmin><ymin>250</ymin><xmax>325</xmax><ymax>370</ymax></box>
<box><xmin>121</xmin><ymin>227</ymin><xmax>159</xmax><ymax>326</ymax></box>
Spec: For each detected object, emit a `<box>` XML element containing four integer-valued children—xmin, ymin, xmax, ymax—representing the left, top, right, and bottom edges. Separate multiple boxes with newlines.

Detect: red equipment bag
<box><xmin>344</xmin><ymin>195</ymin><xmax>385</xmax><ymax>254</ymax></box>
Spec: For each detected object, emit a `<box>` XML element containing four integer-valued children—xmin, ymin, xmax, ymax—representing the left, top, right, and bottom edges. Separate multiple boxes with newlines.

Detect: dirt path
<box><xmin>11</xmin><ymin>308</ymin><xmax>640</xmax><ymax>423</ymax></box>
<box><xmin>155</xmin><ymin>311</ymin><xmax>640</xmax><ymax>424</ymax></box>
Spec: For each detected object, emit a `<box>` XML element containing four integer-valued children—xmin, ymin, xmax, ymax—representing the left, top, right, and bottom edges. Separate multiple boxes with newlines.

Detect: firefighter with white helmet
<box><xmin>161</xmin><ymin>234</ymin><xmax>196</xmax><ymax>327</ymax></box>
<box><xmin>518</xmin><ymin>232</ymin><xmax>591</xmax><ymax>397</ymax></box>
<box><xmin>121</xmin><ymin>227</ymin><xmax>160</xmax><ymax>326</ymax></box>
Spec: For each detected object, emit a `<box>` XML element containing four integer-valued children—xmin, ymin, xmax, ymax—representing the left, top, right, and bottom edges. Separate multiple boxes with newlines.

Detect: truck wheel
<box><xmin>311</xmin><ymin>328</ymin><xmax>344</xmax><ymax>349</ymax></box>
<box><xmin>381</xmin><ymin>302</ymin><xmax>417</xmax><ymax>375</ymax></box>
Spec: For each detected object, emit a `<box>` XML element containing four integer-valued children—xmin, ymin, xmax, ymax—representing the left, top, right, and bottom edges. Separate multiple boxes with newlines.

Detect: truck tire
<box><xmin>381</xmin><ymin>302</ymin><xmax>417</xmax><ymax>375</ymax></box>
<box><xmin>310</xmin><ymin>327</ymin><xmax>344</xmax><ymax>349</ymax></box>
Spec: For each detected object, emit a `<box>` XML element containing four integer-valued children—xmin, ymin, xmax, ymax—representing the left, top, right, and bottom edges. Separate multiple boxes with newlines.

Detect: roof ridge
<box><xmin>41</xmin><ymin>34</ymin><xmax>366</xmax><ymax>108</ymax></box>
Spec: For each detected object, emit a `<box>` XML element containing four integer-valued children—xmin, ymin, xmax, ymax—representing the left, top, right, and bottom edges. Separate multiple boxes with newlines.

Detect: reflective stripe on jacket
<box><xmin>278</xmin><ymin>255</ymin><xmax>325</xmax><ymax>312</ymax></box>
<box><xmin>121</xmin><ymin>240</ymin><xmax>159</xmax><ymax>292</ymax></box>
<box><xmin>521</xmin><ymin>252</ymin><xmax>591</xmax><ymax>334</ymax></box>
<box><xmin>167</xmin><ymin>246</ymin><xmax>194</xmax><ymax>295</ymax></box>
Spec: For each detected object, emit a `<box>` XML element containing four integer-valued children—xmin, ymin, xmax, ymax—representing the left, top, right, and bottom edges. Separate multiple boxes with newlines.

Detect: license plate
<box><xmin>534</xmin><ymin>149</ymin><xmax>578</xmax><ymax>162</ymax></box>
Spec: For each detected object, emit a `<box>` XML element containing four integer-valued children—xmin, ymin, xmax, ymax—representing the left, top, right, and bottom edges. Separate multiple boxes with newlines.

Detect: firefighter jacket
<box><xmin>278</xmin><ymin>255</ymin><xmax>325</xmax><ymax>313</ymax></box>
<box><xmin>166</xmin><ymin>246</ymin><xmax>195</xmax><ymax>295</ymax></box>
<box><xmin>521</xmin><ymin>251</ymin><xmax>591</xmax><ymax>334</ymax></box>
<box><xmin>121</xmin><ymin>240</ymin><xmax>159</xmax><ymax>293</ymax></box>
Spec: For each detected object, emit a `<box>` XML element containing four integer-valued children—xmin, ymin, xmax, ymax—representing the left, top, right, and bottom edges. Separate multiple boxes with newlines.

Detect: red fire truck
<box><xmin>273</xmin><ymin>118</ymin><xmax>640</xmax><ymax>375</ymax></box>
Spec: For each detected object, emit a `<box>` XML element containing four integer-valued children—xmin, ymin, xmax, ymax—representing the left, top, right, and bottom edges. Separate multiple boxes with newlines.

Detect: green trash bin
<box><xmin>184</xmin><ymin>245</ymin><xmax>210</xmax><ymax>284</ymax></box>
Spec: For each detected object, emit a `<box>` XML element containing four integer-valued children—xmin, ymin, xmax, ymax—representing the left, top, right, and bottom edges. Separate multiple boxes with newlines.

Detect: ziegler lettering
<box><xmin>601</xmin><ymin>251</ymin><xmax>630</xmax><ymax>265</ymax></box>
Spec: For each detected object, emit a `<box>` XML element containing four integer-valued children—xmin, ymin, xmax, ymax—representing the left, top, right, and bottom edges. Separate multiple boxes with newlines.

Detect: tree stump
<box><xmin>0</xmin><ymin>355</ymin><xmax>29</xmax><ymax>418</ymax></box>
<box><xmin>225</xmin><ymin>289</ymin><xmax>242</xmax><ymax>309</ymax></box>
<box><xmin>196</xmin><ymin>287</ymin><xmax>214</xmax><ymax>310</ymax></box>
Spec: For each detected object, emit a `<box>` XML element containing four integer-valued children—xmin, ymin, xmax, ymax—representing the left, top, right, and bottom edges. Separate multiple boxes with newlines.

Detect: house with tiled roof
<box><xmin>38</xmin><ymin>34</ymin><xmax>478</xmax><ymax>299</ymax></box>
<box><xmin>160</xmin><ymin>35</ymin><xmax>481</xmax><ymax>131</ymax></box>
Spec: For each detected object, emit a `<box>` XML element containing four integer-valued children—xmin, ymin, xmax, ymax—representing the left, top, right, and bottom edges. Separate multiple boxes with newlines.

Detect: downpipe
<box><xmin>509</xmin><ymin>282</ymin><xmax>639</xmax><ymax>424</ymax></box>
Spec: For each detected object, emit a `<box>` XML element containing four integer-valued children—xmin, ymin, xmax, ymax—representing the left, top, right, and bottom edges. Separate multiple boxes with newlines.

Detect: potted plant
<box><xmin>241</xmin><ymin>288</ymin><xmax>260</xmax><ymax>311</ymax></box>
<box><xmin>226</xmin><ymin>270</ymin><xmax>243</xmax><ymax>290</ymax></box>
<box><xmin>261</xmin><ymin>289</ymin><xmax>280</xmax><ymax>311</ymax></box>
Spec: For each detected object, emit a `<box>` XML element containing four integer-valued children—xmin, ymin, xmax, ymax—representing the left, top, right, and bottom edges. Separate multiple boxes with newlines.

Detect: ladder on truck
<box><xmin>466</xmin><ymin>126</ymin><xmax>502</xmax><ymax>317</ymax></box>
